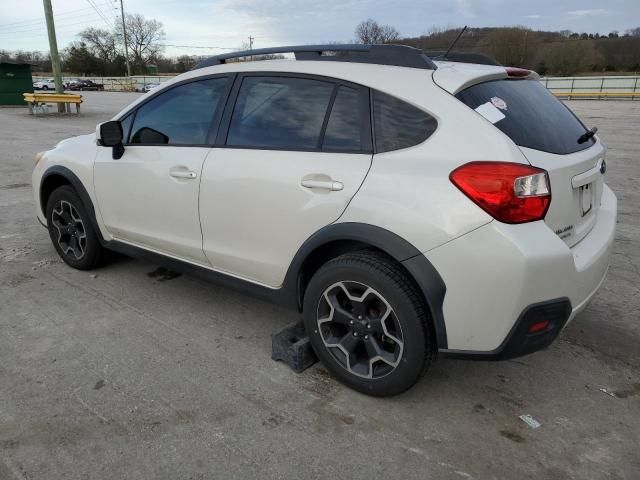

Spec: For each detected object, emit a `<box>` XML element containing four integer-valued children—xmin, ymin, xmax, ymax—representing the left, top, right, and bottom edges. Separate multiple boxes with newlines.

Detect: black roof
<box><xmin>193</xmin><ymin>44</ymin><xmax>438</xmax><ymax>70</ymax></box>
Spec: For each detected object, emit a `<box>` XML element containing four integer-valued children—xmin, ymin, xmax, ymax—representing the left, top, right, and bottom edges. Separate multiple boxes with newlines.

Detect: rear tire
<box><xmin>46</xmin><ymin>186</ymin><xmax>107</xmax><ymax>270</ymax></box>
<box><xmin>303</xmin><ymin>250</ymin><xmax>434</xmax><ymax>396</ymax></box>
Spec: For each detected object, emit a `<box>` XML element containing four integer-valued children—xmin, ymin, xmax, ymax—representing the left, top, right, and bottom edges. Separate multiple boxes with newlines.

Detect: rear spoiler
<box><xmin>424</xmin><ymin>51</ymin><xmax>501</xmax><ymax>66</ymax></box>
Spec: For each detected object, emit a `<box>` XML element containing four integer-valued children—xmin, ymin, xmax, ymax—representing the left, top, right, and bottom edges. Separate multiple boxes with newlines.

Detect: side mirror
<box><xmin>97</xmin><ymin>120</ymin><xmax>125</xmax><ymax>159</ymax></box>
<box><xmin>131</xmin><ymin>127</ymin><xmax>169</xmax><ymax>145</ymax></box>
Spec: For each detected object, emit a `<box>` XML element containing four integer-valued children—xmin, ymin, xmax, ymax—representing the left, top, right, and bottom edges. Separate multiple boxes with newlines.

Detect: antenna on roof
<box><xmin>440</xmin><ymin>25</ymin><xmax>467</xmax><ymax>60</ymax></box>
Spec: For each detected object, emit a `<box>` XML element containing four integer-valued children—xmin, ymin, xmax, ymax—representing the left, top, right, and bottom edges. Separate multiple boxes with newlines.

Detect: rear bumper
<box><xmin>441</xmin><ymin>298</ymin><xmax>572</xmax><ymax>360</ymax></box>
<box><xmin>427</xmin><ymin>184</ymin><xmax>617</xmax><ymax>356</ymax></box>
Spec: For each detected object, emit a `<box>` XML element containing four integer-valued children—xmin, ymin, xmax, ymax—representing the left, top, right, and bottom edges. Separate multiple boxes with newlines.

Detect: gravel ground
<box><xmin>0</xmin><ymin>92</ymin><xmax>639</xmax><ymax>480</ymax></box>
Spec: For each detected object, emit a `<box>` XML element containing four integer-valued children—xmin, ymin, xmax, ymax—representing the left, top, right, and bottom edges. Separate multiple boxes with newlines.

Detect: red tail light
<box><xmin>450</xmin><ymin>162</ymin><xmax>551</xmax><ymax>224</ymax></box>
<box><xmin>506</xmin><ymin>67</ymin><xmax>531</xmax><ymax>77</ymax></box>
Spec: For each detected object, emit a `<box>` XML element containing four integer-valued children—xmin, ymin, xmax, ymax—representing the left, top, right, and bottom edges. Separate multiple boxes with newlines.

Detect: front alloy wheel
<box><xmin>46</xmin><ymin>185</ymin><xmax>107</xmax><ymax>270</ymax></box>
<box><xmin>51</xmin><ymin>200</ymin><xmax>87</xmax><ymax>260</ymax></box>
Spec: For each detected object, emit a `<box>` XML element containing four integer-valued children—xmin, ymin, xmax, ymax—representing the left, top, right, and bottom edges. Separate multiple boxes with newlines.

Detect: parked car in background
<box><xmin>64</xmin><ymin>78</ymin><xmax>82</xmax><ymax>89</ymax></box>
<box><xmin>32</xmin><ymin>44</ymin><xmax>616</xmax><ymax>396</ymax></box>
<box><xmin>33</xmin><ymin>78</ymin><xmax>56</xmax><ymax>90</ymax></box>
<box><xmin>67</xmin><ymin>79</ymin><xmax>104</xmax><ymax>91</ymax></box>
<box><xmin>136</xmin><ymin>82</ymin><xmax>160</xmax><ymax>93</ymax></box>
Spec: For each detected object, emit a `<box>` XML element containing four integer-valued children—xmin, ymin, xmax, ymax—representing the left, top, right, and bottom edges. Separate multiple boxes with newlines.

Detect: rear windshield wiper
<box><xmin>578</xmin><ymin>126</ymin><xmax>598</xmax><ymax>144</ymax></box>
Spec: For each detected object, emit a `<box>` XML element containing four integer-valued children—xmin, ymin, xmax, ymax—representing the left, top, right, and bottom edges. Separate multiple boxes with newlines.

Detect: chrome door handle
<box><xmin>301</xmin><ymin>179</ymin><xmax>344</xmax><ymax>191</ymax></box>
<box><xmin>170</xmin><ymin>169</ymin><xmax>197</xmax><ymax>179</ymax></box>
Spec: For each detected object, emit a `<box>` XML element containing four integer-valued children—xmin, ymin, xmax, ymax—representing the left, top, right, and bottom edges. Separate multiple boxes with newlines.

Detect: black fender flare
<box><xmin>282</xmin><ymin>223</ymin><xmax>448</xmax><ymax>349</ymax></box>
<box><xmin>40</xmin><ymin>165</ymin><xmax>106</xmax><ymax>244</ymax></box>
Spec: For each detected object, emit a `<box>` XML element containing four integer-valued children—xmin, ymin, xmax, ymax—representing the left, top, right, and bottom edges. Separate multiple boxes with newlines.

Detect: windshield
<box><xmin>456</xmin><ymin>79</ymin><xmax>595</xmax><ymax>155</ymax></box>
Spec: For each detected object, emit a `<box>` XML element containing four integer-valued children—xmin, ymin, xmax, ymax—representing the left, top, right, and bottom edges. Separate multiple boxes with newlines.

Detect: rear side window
<box><xmin>227</xmin><ymin>76</ymin><xmax>334</xmax><ymax>149</ymax></box>
<box><xmin>373</xmin><ymin>91</ymin><xmax>437</xmax><ymax>153</ymax></box>
<box><xmin>129</xmin><ymin>77</ymin><xmax>228</xmax><ymax>145</ymax></box>
<box><xmin>456</xmin><ymin>79</ymin><xmax>594</xmax><ymax>155</ymax></box>
<box><xmin>323</xmin><ymin>86</ymin><xmax>363</xmax><ymax>151</ymax></box>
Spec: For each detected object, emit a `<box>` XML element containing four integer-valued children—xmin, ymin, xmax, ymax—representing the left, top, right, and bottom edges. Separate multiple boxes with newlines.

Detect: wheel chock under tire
<box><xmin>271</xmin><ymin>321</ymin><xmax>318</xmax><ymax>373</ymax></box>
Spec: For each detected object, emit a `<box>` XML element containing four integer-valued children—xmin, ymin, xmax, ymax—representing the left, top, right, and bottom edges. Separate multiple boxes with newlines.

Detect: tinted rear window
<box><xmin>227</xmin><ymin>76</ymin><xmax>333</xmax><ymax>149</ymax></box>
<box><xmin>323</xmin><ymin>86</ymin><xmax>362</xmax><ymax>151</ymax></box>
<box><xmin>373</xmin><ymin>90</ymin><xmax>437</xmax><ymax>153</ymax></box>
<box><xmin>456</xmin><ymin>79</ymin><xmax>594</xmax><ymax>155</ymax></box>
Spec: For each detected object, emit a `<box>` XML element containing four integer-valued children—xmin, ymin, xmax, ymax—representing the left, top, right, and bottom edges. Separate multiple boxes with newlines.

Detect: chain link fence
<box><xmin>33</xmin><ymin>74</ymin><xmax>640</xmax><ymax>98</ymax></box>
<box><xmin>32</xmin><ymin>75</ymin><xmax>175</xmax><ymax>92</ymax></box>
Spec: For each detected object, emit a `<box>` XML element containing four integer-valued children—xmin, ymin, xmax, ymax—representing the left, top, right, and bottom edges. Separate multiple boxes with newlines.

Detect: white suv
<box><xmin>33</xmin><ymin>78</ymin><xmax>56</xmax><ymax>90</ymax></box>
<box><xmin>32</xmin><ymin>45</ymin><xmax>617</xmax><ymax>396</ymax></box>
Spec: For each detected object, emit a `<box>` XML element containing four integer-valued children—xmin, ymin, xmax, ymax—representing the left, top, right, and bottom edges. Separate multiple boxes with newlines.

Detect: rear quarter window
<box><xmin>456</xmin><ymin>79</ymin><xmax>594</xmax><ymax>155</ymax></box>
<box><xmin>373</xmin><ymin>91</ymin><xmax>437</xmax><ymax>153</ymax></box>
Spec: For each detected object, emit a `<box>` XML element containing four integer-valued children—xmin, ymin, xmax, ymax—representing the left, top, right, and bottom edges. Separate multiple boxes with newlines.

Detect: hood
<box><xmin>55</xmin><ymin>132</ymin><xmax>96</xmax><ymax>149</ymax></box>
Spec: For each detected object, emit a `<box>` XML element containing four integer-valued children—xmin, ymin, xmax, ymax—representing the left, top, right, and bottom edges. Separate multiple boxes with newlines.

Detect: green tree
<box><xmin>63</xmin><ymin>42</ymin><xmax>100</xmax><ymax>75</ymax></box>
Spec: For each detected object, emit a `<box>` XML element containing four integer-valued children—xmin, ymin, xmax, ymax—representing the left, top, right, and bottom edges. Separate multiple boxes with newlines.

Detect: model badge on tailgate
<box><xmin>555</xmin><ymin>225</ymin><xmax>574</xmax><ymax>239</ymax></box>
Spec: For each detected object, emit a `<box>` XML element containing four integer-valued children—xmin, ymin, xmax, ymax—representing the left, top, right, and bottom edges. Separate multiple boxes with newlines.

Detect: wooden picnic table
<box><xmin>23</xmin><ymin>92</ymin><xmax>83</xmax><ymax>114</ymax></box>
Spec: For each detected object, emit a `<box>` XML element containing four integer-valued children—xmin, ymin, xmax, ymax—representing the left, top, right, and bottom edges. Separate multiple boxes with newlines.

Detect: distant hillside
<box><xmin>398</xmin><ymin>27</ymin><xmax>640</xmax><ymax>75</ymax></box>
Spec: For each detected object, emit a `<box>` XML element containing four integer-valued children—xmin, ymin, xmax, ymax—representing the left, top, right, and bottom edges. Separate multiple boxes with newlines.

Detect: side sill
<box><xmin>105</xmin><ymin>240</ymin><xmax>299</xmax><ymax>310</ymax></box>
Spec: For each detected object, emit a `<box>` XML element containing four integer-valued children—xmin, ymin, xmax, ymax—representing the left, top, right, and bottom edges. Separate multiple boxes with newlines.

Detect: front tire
<box><xmin>46</xmin><ymin>186</ymin><xmax>107</xmax><ymax>270</ymax></box>
<box><xmin>303</xmin><ymin>250</ymin><xmax>434</xmax><ymax>396</ymax></box>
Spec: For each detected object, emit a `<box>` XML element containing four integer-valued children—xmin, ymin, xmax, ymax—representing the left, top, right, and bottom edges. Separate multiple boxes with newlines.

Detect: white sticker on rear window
<box><xmin>475</xmin><ymin>102</ymin><xmax>506</xmax><ymax>124</ymax></box>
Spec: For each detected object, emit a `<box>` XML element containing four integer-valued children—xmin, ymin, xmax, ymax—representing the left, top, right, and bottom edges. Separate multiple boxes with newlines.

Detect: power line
<box><xmin>0</xmin><ymin>13</ymin><xmax>109</xmax><ymax>34</ymax></box>
<box><xmin>84</xmin><ymin>0</ymin><xmax>114</xmax><ymax>29</ymax></box>
<box><xmin>0</xmin><ymin>15</ymin><xmax>108</xmax><ymax>36</ymax></box>
<box><xmin>0</xmin><ymin>2</ymin><xmax>114</xmax><ymax>28</ymax></box>
<box><xmin>161</xmin><ymin>44</ymin><xmax>237</xmax><ymax>50</ymax></box>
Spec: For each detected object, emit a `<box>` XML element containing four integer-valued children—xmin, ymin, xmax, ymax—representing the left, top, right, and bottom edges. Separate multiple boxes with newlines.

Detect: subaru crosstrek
<box><xmin>32</xmin><ymin>45</ymin><xmax>617</xmax><ymax>396</ymax></box>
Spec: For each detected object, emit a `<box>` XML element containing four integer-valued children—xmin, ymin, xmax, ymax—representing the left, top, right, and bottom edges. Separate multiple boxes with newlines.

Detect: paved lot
<box><xmin>1</xmin><ymin>93</ymin><xmax>639</xmax><ymax>480</ymax></box>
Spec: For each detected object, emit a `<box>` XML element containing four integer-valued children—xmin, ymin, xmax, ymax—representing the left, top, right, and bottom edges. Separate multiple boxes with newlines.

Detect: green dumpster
<box><xmin>0</xmin><ymin>63</ymin><xmax>33</xmax><ymax>106</ymax></box>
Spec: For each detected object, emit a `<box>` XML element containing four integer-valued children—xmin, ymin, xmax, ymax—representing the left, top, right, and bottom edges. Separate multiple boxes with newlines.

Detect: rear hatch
<box><xmin>454</xmin><ymin>77</ymin><xmax>603</xmax><ymax>247</ymax></box>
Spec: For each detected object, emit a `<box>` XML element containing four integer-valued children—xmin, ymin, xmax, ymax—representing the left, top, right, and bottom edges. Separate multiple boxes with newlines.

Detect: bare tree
<box><xmin>626</xmin><ymin>27</ymin><xmax>640</xmax><ymax>37</ymax></box>
<box><xmin>115</xmin><ymin>13</ymin><xmax>165</xmax><ymax>73</ymax></box>
<box><xmin>542</xmin><ymin>40</ymin><xmax>604</xmax><ymax>75</ymax></box>
<box><xmin>355</xmin><ymin>19</ymin><xmax>400</xmax><ymax>44</ymax></box>
<box><xmin>79</xmin><ymin>27</ymin><xmax>119</xmax><ymax>65</ymax></box>
<box><xmin>485</xmin><ymin>27</ymin><xmax>532</xmax><ymax>67</ymax></box>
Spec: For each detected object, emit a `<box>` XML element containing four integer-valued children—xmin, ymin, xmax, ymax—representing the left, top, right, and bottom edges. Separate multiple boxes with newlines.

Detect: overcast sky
<box><xmin>1</xmin><ymin>0</ymin><xmax>639</xmax><ymax>57</ymax></box>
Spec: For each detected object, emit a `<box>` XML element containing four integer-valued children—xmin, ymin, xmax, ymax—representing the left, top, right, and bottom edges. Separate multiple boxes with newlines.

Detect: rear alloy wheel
<box><xmin>317</xmin><ymin>281</ymin><xmax>404</xmax><ymax>379</ymax></box>
<box><xmin>46</xmin><ymin>185</ymin><xmax>107</xmax><ymax>270</ymax></box>
<box><xmin>304</xmin><ymin>250</ymin><xmax>434</xmax><ymax>396</ymax></box>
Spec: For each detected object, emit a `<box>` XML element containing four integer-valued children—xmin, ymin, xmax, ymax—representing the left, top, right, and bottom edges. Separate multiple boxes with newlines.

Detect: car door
<box><xmin>200</xmin><ymin>74</ymin><xmax>373</xmax><ymax>287</ymax></box>
<box><xmin>94</xmin><ymin>76</ymin><xmax>231</xmax><ymax>264</ymax></box>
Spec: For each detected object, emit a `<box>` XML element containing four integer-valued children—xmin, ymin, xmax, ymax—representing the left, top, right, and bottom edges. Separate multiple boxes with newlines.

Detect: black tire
<box><xmin>303</xmin><ymin>250</ymin><xmax>434</xmax><ymax>396</ymax></box>
<box><xmin>42</xmin><ymin>85</ymin><xmax>48</xmax><ymax>90</ymax></box>
<box><xmin>46</xmin><ymin>185</ymin><xmax>107</xmax><ymax>270</ymax></box>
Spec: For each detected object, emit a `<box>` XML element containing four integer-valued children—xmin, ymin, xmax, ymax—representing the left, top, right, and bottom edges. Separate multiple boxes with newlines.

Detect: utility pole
<box><xmin>42</xmin><ymin>0</ymin><xmax>64</xmax><ymax>111</ymax></box>
<box><xmin>248</xmin><ymin>36</ymin><xmax>254</xmax><ymax>61</ymax></box>
<box><xmin>119</xmin><ymin>0</ymin><xmax>132</xmax><ymax>76</ymax></box>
